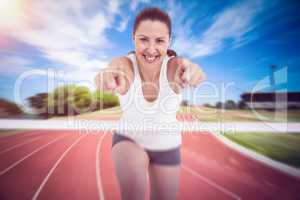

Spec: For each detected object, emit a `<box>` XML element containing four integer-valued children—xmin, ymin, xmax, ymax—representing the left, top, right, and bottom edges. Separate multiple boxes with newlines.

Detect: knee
<box><xmin>117</xmin><ymin>171</ymin><xmax>147</xmax><ymax>200</ymax></box>
<box><xmin>111</xmin><ymin>142</ymin><xmax>149</xmax><ymax>199</ymax></box>
<box><xmin>117</xmin><ymin>167</ymin><xmax>147</xmax><ymax>186</ymax></box>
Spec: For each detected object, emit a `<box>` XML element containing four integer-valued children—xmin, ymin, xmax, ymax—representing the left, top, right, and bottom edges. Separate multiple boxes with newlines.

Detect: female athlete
<box><xmin>95</xmin><ymin>7</ymin><xmax>205</xmax><ymax>200</ymax></box>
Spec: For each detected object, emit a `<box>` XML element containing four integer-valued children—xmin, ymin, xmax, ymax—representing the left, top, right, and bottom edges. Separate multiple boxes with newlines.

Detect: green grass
<box><xmin>223</xmin><ymin>132</ymin><xmax>300</xmax><ymax>168</ymax></box>
<box><xmin>178</xmin><ymin>106</ymin><xmax>300</xmax><ymax>122</ymax></box>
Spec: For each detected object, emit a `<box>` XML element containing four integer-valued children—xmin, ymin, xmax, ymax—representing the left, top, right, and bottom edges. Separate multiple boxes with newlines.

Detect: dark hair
<box><xmin>133</xmin><ymin>7</ymin><xmax>172</xmax><ymax>38</ymax></box>
<box><xmin>131</xmin><ymin>7</ymin><xmax>177</xmax><ymax>57</ymax></box>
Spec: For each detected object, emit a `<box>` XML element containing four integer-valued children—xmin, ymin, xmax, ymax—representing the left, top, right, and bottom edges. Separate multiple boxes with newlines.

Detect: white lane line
<box><xmin>32</xmin><ymin>134</ymin><xmax>86</xmax><ymax>200</ymax></box>
<box><xmin>214</xmin><ymin>133</ymin><xmax>300</xmax><ymax>178</ymax></box>
<box><xmin>0</xmin><ymin>131</ymin><xmax>40</xmax><ymax>143</ymax></box>
<box><xmin>0</xmin><ymin>134</ymin><xmax>67</xmax><ymax>176</ymax></box>
<box><xmin>96</xmin><ymin>132</ymin><xmax>108</xmax><ymax>200</ymax></box>
<box><xmin>0</xmin><ymin>136</ymin><xmax>42</xmax><ymax>154</ymax></box>
<box><xmin>182</xmin><ymin>164</ymin><xmax>241</xmax><ymax>200</ymax></box>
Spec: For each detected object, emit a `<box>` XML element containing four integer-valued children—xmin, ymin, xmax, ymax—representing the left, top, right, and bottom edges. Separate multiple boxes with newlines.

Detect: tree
<box><xmin>72</xmin><ymin>86</ymin><xmax>93</xmax><ymax>113</ymax></box>
<box><xmin>224</xmin><ymin>100</ymin><xmax>237</xmax><ymax>109</ymax></box>
<box><xmin>48</xmin><ymin>85</ymin><xmax>98</xmax><ymax>116</ymax></box>
<box><xmin>180</xmin><ymin>100</ymin><xmax>189</xmax><ymax>106</ymax></box>
<box><xmin>47</xmin><ymin>85</ymin><xmax>78</xmax><ymax>116</ymax></box>
<box><xmin>203</xmin><ymin>103</ymin><xmax>212</xmax><ymax>108</ymax></box>
<box><xmin>0</xmin><ymin>98</ymin><xmax>23</xmax><ymax>118</ymax></box>
<box><xmin>215</xmin><ymin>101</ymin><xmax>223</xmax><ymax>109</ymax></box>
<box><xmin>238</xmin><ymin>100</ymin><xmax>248</xmax><ymax>110</ymax></box>
<box><xmin>92</xmin><ymin>90</ymin><xmax>120</xmax><ymax>110</ymax></box>
<box><xmin>27</xmin><ymin>84</ymin><xmax>120</xmax><ymax>117</ymax></box>
<box><xmin>27</xmin><ymin>93</ymin><xmax>50</xmax><ymax>118</ymax></box>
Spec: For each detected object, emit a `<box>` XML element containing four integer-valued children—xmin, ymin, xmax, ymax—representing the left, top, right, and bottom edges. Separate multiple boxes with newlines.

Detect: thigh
<box><xmin>112</xmin><ymin>139</ymin><xmax>149</xmax><ymax>200</ymax></box>
<box><xmin>149</xmin><ymin>163</ymin><xmax>181</xmax><ymax>200</ymax></box>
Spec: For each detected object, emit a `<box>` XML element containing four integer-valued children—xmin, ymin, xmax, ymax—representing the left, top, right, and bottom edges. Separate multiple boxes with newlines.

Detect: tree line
<box><xmin>203</xmin><ymin>100</ymin><xmax>248</xmax><ymax>110</ymax></box>
<box><xmin>27</xmin><ymin>85</ymin><xmax>119</xmax><ymax>118</ymax></box>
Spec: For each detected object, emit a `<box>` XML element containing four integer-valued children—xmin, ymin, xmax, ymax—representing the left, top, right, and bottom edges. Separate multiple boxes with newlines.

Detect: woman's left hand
<box><xmin>173</xmin><ymin>57</ymin><xmax>206</xmax><ymax>88</ymax></box>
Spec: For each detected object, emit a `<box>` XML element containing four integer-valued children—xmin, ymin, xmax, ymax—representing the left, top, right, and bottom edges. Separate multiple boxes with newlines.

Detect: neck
<box><xmin>137</xmin><ymin>60</ymin><xmax>162</xmax><ymax>82</ymax></box>
<box><xmin>140</xmin><ymin>65</ymin><xmax>160</xmax><ymax>82</ymax></box>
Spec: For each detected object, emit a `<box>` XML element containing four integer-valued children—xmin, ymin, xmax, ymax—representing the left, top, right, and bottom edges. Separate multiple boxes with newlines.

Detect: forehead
<box><xmin>135</xmin><ymin>20</ymin><xmax>169</xmax><ymax>38</ymax></box>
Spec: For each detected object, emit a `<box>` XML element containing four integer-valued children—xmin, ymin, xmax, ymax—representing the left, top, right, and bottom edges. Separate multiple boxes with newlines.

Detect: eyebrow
<box><xmin>137</xmin><ymin>34</ymin><xmax>167</xmax><ymax>39</ymax></box>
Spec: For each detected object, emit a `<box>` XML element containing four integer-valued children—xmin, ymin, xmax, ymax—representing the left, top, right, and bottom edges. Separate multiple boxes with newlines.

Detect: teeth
<box><xmin>145</xmin><ymin>55</ymin><xmax>156</xmax><ymax>62</ymax></box>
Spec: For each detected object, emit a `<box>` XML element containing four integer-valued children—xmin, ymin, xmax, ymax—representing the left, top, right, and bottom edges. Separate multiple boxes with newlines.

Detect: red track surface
<box><xmin>0</xmin><ymin>115</ymin><xmax>299</xmax><ymax>200</ymax></box>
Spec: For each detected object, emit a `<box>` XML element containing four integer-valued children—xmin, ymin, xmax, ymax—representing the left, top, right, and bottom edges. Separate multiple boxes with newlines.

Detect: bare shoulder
<box><xmin>110</xmin><ymin>56</ymin><xmax>133</xmax><ymax>71</ymax></box>
<box><xmin>109</xmin><ymin>56</ymin><xmax>135</xmax><ymax>93</ymax></box>
<box><xmin>110</xmin><ymin>56</ymin><xmax>134</xmax><ymax>75</ymax></box>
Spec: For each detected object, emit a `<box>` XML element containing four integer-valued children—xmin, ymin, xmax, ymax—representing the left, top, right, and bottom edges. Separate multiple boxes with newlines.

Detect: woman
<box><xmin>95</xmin><ymin>7</ymin><xmax>205</xmax><ymax>200</ymax></box>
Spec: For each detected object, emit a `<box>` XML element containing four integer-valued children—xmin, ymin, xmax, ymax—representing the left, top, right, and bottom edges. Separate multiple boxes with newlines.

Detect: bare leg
<box><xmin>112</xmin><ymin>141</ymin><xmax>149</xmax><ymax>200</ymax></box>
<box><xmin>149</xmin><ymin>164</ymin><xmax>181</xmax><ymax>200</ymax></box>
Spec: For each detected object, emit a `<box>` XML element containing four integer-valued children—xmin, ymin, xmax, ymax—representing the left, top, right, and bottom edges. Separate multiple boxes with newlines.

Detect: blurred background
<box><xmin>0</xmin><ymin>0</ymin><xmax>300</xmax><ymax>167</ymax></box>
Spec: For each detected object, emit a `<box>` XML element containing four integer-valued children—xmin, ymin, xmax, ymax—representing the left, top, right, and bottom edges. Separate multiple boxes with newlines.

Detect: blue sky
<box><xmin>0</xmin><ymin>0</ymin><xmax>300</xmax><ymax>109</ymax></box>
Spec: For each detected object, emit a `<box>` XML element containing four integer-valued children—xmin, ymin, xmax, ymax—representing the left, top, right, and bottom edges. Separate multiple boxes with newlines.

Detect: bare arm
<box><xmin>95</xmin><ymin>56</ymin><xmax>134</xmax><ymax>95</ymax></box>
<box><xmin>167</xmin><ymin>57</ymin><xmax>206</xmax><ymax>94</ymax></box>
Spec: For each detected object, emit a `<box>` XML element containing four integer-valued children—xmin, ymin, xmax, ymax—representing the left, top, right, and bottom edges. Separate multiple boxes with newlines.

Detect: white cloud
<box><xmin>0</xmin><ymin>54</ymin><xmax>101</xmax><ymax>83</ymax></box>
<box><xmin>130</xmin><ymin>0</ymin><xmax>150</xmax><ymax>11</ymax></box>
<box><xmin>0</xmin><ymin>56</ymin><xmax>33</xmax><ymax>76</ymax></box>
<box><xmin>108</xmin><ymin>0</ymin><xmax>122</xmax><ymax>15</ymax></box>
<box><xmin>172</xmin><ymin>0</ymin><xmax>264</xmax><ymax>58</ymax></box>
<box><xmin>117</xmin><ymin>17</ymin><xmax>129</xmax><ymax>32</ymax></box>
<box><xmin>1</xmin><ymin>0</ymin><xmax>113</xmax><ymax>73</ymax></box>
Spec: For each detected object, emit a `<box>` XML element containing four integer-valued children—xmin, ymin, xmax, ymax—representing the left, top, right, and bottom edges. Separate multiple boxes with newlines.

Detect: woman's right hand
<box><xmin>95</xmin><ymin>57</ymin><xmax>133</xmax><ymax>95</ymax></box>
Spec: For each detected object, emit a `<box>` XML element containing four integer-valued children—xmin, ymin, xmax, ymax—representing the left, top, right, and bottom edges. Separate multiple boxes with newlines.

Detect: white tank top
<box><xmin>116</xmin><ymin>53</ymin><xmax>182</xmax><ymax>151</ymax></box>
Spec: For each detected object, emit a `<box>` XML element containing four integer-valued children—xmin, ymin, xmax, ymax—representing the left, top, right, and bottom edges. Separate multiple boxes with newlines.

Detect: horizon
<box><xmin>1</xmin><ymin>0</ymin><xmax>300</xmax><ymax>109</ymax></box>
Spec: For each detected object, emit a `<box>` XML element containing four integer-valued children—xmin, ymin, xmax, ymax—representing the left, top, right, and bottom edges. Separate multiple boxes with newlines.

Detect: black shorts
<box><xmin>112</xmin><ymin>133</ymin><xmax>181</xmax><ymax>166</ymax></box>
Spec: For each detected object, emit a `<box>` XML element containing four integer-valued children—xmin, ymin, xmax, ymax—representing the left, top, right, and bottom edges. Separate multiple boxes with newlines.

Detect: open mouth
<box><xmin>143</xmin><ymin>54</ymin><xmax>160</xmax><ymax>63</ymax></box>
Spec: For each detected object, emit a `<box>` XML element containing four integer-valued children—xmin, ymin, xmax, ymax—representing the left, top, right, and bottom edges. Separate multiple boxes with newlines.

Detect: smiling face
<box><xmin>133</xmin><ymin>20</ymin><xmax>170</xmax><ymax>67</ymax></box>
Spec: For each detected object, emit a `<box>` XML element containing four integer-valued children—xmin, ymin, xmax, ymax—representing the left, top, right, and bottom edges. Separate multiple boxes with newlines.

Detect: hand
<box><xmin>95</xmin><ymin>62</ymin><xmax>128</xmax><ymax>95</ymax></box>
<box><xmin>174</xmin><ymin>58</ymin><xmax>206</xmax><ymax>88</ymax></box>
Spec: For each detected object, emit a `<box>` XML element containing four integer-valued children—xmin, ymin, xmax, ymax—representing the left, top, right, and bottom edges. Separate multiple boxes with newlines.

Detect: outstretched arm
<box><xmin>167</xmin><ymin>57</ymin><xmax>206</xmax><ymax>93</ymax></box>
<box><xmin>95</xmin><ymin>57</ymin><xmax>134</xmax><ymax>95</ymax></box>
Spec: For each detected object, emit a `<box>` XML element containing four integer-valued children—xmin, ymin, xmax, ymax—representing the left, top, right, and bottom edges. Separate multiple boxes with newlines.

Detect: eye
<box><xmin>157</xmin><ymin>39</ymin><xmax>165</xmax><ymax>44</ymax></box>
<box><xmin>140</xmin><ymin>38</ymin><xmax>147</xmax><ymax>42</ymax></box>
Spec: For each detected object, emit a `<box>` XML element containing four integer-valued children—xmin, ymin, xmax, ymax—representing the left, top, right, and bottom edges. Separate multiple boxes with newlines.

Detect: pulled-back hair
<box><xmin>133</xmin><ymin>7</ymin><xmax>172</xmax><ymax>37</ymax></box>
<box><xmin>131</xmin><ymin>7</ymin><xmax>177</xmax><ymax>57</ymax></box>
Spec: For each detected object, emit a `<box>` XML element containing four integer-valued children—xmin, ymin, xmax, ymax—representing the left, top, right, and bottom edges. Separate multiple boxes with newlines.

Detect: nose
<box><xmin>146</xmin><ymin>41</ymin><xmax>156</xmax><ymax>55</ymax></box>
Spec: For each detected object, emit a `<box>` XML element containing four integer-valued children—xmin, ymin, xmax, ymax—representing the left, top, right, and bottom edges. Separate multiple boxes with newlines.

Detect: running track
<box><xmin>0</xmin><ymin>115</ymin><xmax>299</xmax><ymax>200</ymax></box>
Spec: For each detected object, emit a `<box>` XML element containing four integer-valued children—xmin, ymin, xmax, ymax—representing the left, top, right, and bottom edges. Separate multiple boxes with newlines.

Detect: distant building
<box><xmin>180</xmin><ymin>100</ymin><xmax>190</xmax><ymax>106</ymax></box>
<box><xmin>240</xmin><ymin>92</ymin><xmax>300</xmax><ymax>110</ymax></box>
